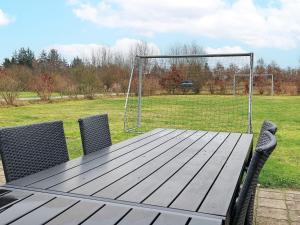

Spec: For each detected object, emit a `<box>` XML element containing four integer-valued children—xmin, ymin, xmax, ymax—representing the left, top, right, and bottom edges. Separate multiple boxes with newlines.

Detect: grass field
<box><xmin>0</xmin><ymin>95</ymin><xmax>299</xmax><ymax>188</ymax></box>
<box><xmin>18</xmin><ymin>92</ymin><xmax>61</xmax><ymax>98</ymax></box>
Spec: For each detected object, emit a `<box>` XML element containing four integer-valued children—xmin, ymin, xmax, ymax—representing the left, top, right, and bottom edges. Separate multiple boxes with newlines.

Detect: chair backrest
<box><xmin>260</xmin><ymin>120</ymin><xmax>277</xmax><ymax>135</ymax></box>
<box><xmin>244</xmin><ymin>120</ymin><xmax>278</xmax><ymax>225</ymax></box>
<box><xmin>0</xmin><ymin>121</ymin><xmax>69</xmax><ymax>182</ymax></box>
<box><xmin>232</xmin><ymin>130</ymin><xmax>277</xmax><ymax>225</ymax></box>
<box><xmin>78</xmin><ymin>114</ymin><xmax>112</xmax><ymax>155</ymax></box>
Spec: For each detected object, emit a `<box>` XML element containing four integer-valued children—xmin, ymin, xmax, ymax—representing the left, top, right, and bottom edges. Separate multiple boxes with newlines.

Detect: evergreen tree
<box><xmin>14</xmin><ymin>48</ymin><xmax>35</xmax><ymax>68</ymax></box>
<box><xmin>71</xmin><ymin>57</ymin><xmax>84</xmax><ymax>67</ymax></box>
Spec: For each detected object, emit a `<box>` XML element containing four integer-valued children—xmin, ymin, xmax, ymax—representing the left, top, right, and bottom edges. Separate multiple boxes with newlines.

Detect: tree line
<box><xmin>0</xmin><ymin>43</ymin><xmax>299</xmax><ymax>105</ymax></box>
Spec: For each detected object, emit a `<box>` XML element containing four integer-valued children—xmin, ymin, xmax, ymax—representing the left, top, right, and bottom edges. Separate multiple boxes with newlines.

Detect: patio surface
<box><xmin>255</xmin><ymin>187</ymin><xmax>300</xmax><ymax>225</ymax></box>
<box><xmin>0</xmin><ymin>162</ymin><xmax>299</xmax><ymax>224</ymax></box>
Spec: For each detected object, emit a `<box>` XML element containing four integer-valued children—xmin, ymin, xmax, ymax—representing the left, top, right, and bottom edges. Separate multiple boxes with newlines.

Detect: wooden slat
<box><xmin>10</xmin><ymin>128</ymin><xmax>165</xmax><ymax>187</ymax></box>
<box><xmin>45</xmin><ymin>201</ymin><xmax>102</xmax><ymax>225</ymax></box>
<box><xmin>198</xmin><ymin>134</ymin><xmax>253</xmax><ymax>217</ymax></box>
<box><xmin>0</xmin><ymin>187</ymin><xmax>225</xmax><ymax>225</ymax></box>
<box><xmin>118</xmin><ymin>132</ymin><xmax>228</xmax><ymax>204</ymax></box>
<box><xmin>188</xmin><ymin>217</ymin><xmax>223</xmax><ymax>225</ymax></box>
<box><xmin>9</xmin><ymin>197</ymin><xmax>77</xmax><ymax>225</ymax></box>
<box><xmin>0</xmin><ymin>189</ymin><xmax>10</xmax><ymax>197</ymax></box>
<box><xmin>167</xmin><ymin>133</ymin><xmax>241</xmax><ymax>211</ymax></box>
<box><xmin>71</xmin><ymin>130</ymin><xmax>195</xmax><ymax>195</ymax></box>
<box><xmin>152</xmin><ymin>213</ymin><xmax>189</xmax><ymax>225</ymax></box>
<box><xmin>48</xmin><ymin>129</ymin><xmax>184</xmax><ymax>192</ymax></box>
<box><xmin>81</xmin><ymin>205</ymin><xmax>130</xmax><ymax>225</ymax></box>
<box><xmin>50</xmin><ymin>130</ymin><xmax>185</xmax><ymax>192</ymax></box>
<box><xmin>116</xmin><ymin>209</ymin><xmax>157</xmax><ymax>225</ymax></box>
<box><xmin>94</xmin><ymin>131</ymin><xmax>208</xmax><ymax>199</ymax></box>
<box><xmin>0</xmin><ymin>191</ymin><xmax>33</xmax><ymax>216</ymax></box>
<box><xmin>29</xmin><ymin>130</ymin><xmax>179</xmax><ymax>190</ymax></box>
<box><xmin>29</xmin><ymin>129</ymin><xmax>174</xmax><ymax>189</ymax></box>
<box><xmin>0</xmin><ymin>193</ymin><xmax>51</xmax><ymax>225</ymax></box>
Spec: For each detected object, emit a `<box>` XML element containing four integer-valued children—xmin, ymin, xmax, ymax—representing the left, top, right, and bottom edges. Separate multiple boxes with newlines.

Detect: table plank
<box><xmin>45</xmin><ymin>201</ymin><xmax>102</xmax><ymax>225</ymax></box>
<box><xmin>81</xmin><ymin>205</ymin><xmax>130</xmax><ymax>225</ymax></box>
<box><xmin>9</xmin><ymin>197</ymin><xmax>78</xmax><ymax>225</ymax></box>
<box><xmin>189</xmin><ymin>217</ymin><xmax>223</xmax><ymax>225</ymax></box>
<box><xmin>31</xmin><ymin>129</ymin><xmax>178</xmax><ymax>190</ymax></box>
<box><xmin>0</xmin><ymin>193</ymin><xmax>54</xmax><ymax>225</ymax></box>
<box><xmin>10</xmin><ymin>128</ymin><xmax>166</xmax><ymax>187</ymax></box>
<box><xmin>73</xmin><ymin>130</ymin><xmax>201</xmax><ymax>196</ymax></box>
<box><xmin>94</xmin><ymin>131</ymin><xmax>209</xmax><ymax>199</ymax></box>
<box><xmin>0</xmin><ymin>187</ymin><xmax>224</xmax><ymax>225</ymax></box>
<box><xmin>198</xmin><ymin>134</ymin><xmax>253</xmax><ymax>217</ymax></box>
<box><xmin>118</xmin><ymin>132</ymin><xmax>229</xmax><ymax>204</ymax></box>
<box><xmin>167</xmin><ymin>133</ymin><xmax>241</xmax><ymax>211</ymax></box>
<box><xmin>52</xmin><ymin>130</ymin><xmax>188</xmax><ymax>194</ymax></box>
<box><xmin>116</xmin><ymin>209</ymin><xmax>157</xmax><ymax>225</ymax></box>
<box><xmin>152</xmin><ymin>213</ymin><xmax>189</xmax><ymax>225</ymax></box>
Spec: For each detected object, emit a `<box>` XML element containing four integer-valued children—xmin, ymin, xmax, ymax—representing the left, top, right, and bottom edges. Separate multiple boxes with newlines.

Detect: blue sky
<box><xmin>0</xmin><ymin>0</ymin><xmax>300</xmax><ymax>67</ymax></box>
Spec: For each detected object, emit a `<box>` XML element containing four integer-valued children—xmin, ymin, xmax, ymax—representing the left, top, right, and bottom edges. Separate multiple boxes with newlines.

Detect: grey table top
<box><xmin>1</xmin><ymin>128</ymin><xmax>253</xmax><ymax>225</ymax></box>
<box><xmin>0</xmin><ymin>188</ymin><xmax>222</xmax><ymax>225</ymax></box>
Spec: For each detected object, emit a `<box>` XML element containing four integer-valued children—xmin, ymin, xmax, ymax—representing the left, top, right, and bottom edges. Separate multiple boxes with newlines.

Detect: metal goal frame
<box><xmin>124</xmin><ymin>53</ymin><xmax>254</xmax><ymax>133</ymax></box>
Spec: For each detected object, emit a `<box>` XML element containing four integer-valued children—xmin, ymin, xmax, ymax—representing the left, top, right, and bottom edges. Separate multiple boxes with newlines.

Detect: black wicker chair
<box><xmin>0</xmin><ymin>121</ymin><xmax>69</xmax><ymax>182</ymax></box>
<box><xmin>245</xmin><ymin>120</ymin><xmax>278</xmax><ymax>225</ymax></box>
<box><xmin>260</xmin><ymin>120</ymin><xmax>277</xmax><ymax>135</ymax></box>
<box><xmin>232</xmin><ymin>130</ymin><xmax>277</xmax><ymax>225</ymax></box>
<box><xmin>78</xmin><ymin>114</ymin><xmax>112</xmax><ymax>155</ymax></box>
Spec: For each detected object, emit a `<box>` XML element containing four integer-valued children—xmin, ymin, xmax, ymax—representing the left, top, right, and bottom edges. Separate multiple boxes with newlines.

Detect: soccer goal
<box><xmin>124</xmin><ymin>53</ymin><xmax>254</xmax><ymax>134</ymax></box>
<box><xmin>234</xmin><ymin>73</ymin><xmax>274</xmax><ymax>95</ymax></box>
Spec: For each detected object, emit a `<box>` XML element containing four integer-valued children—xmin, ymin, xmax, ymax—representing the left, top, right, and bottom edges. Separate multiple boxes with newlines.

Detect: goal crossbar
<box><xmin>136</xmin><ymin>53</ymin><xmax>252</xmax><ymax>59</ymax></box>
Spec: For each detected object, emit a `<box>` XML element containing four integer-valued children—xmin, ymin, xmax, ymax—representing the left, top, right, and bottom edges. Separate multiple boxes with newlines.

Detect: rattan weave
<box><xmin>0</xmin><ymin>121</ymin><xmax>69</xmax><ymax>182</ymax></box>
<box><xmin>78</xmin><ymin>114</ymin><xmax>112</xmax><ymax>155</ymax></box>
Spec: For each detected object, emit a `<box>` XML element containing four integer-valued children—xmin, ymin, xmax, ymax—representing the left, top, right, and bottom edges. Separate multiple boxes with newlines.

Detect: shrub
<box><xmin>159</xmin><ymin>65</ymin><xmax>184</xmax><ymax>94</ymax></box>
<box><xmin>32</xmin><ymin>74</ymin><xmax>54</xmax><ymax>101</ymax></box>
<box><xmin>0</xmin><ymin>72</ymin><xmax>20</xmax><ymax>105</ymax></box>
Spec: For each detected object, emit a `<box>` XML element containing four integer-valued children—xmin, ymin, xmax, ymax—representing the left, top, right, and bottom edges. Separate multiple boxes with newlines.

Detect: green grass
<box><xmin>18</xmin><ymin>92</ymin><xmax>61</xmax><ymax>98</ymax></box>
<box><xmin>0</xmin><ymin>95</ymin><xmax>299</xmax><ymax>188</ymax></box>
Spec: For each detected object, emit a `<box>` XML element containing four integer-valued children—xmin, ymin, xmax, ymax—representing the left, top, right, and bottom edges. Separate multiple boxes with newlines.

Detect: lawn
<box><xmin>18</xmin><ymin>92</ymin><xmax>61</xmax><ymax>98</ymax></box>
<box><xmin>0</xmin><ymin>95</ymin><xmax>299</xmax><ymax>188</ymax></box>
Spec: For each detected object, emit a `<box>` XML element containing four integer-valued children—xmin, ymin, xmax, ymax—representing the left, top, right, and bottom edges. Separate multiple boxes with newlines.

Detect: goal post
<box><xmin>124</xmin><ymin>53</ymin><xmax>254</xmax><ymax>134</ymax></box>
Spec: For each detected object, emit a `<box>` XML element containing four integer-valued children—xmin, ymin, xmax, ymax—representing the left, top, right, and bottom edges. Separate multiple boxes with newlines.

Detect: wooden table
<box><xmin>0</xmin><ymin>128</ymin><xmax>253</xmax><ymax>225</ymax></box>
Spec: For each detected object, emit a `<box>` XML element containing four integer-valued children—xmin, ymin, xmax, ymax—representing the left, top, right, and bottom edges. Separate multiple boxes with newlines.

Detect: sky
<box><xmin>0</xmin><ymin>0</ymin><xmax>300</xmax><ymax>67</ymax></box>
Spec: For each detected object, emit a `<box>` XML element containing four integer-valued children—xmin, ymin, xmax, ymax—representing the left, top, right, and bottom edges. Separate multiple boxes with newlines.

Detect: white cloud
<box><xmin>0</xmin><ymin>9</ymin><xmax>13</xmax><ymax>26</ymax></box>
<box><xmin>67</xmin><ymin>0</ymin><xmax>300</xmax><ymax>49</ymax></box>
<box><xmin>46</xmin><ymin>38</ymin><xmax>160</xmax><ymax>60</ymax></box>
<box><xmin>205</xmin><ymin>46</ymin><xmax>247</xmax><ymax>54</ymax></box>
<box><xmin>46</xmin><ymin>43</ymin><xmax>105</xmax><ymax>59</ymax></box>
<box><xmin>66</xmin><ymin>0</ymin><xmax>80</xmax><ymax>5</ymax></box>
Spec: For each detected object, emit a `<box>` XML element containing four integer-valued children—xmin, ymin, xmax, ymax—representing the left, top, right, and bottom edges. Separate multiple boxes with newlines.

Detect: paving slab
<box><xmin>287</xmin><ymin>201</ymin><xmax>300</xmax><ymax>211</ymax></box>
<box><xmin>289</xmin><ymin>210</ymin><xmax>300</xmax><ymax>222</ymax></box>
<box><xmin>256</xmin><ymin>217</ymin><xmax>289</xmax><ymax>225</ymax></box>
<box><xmin>256</xmin><ymin>207</ymin><xmax>288</xmax><ymax>220</ymax></box>
<box><xmin>259</xmin><ymin>190</ymin><xmax>285</xmax><ymax>200</ymax></box>
<box><xmin>258</xmin><ymin>197</ymin><xmax>287</xmax><ymax>209</ymax></box>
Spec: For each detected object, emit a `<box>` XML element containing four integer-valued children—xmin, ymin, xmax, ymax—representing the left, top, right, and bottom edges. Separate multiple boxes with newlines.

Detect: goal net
<box><xmin>124</xmin><ymin>53</ymin><xmax>254</xmax><ymax>133</ymax></box>
<box><xmin>234</xmin><ymin>74</ymin><xmax>274</xmax><ymax>96</ymax></box>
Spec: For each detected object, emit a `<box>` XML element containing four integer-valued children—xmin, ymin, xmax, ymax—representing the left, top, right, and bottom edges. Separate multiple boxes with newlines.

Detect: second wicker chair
<box><xmin>245</xmin><ymin>120</ymin><xmax>278</xmax><ymax>225</ymax></box>
<box><xmin>232</xmin><ymin>130</ymin><xmax>277</xmax><ymax>225</ymax></box>
<box><xmin>78</xmin><ymin>114</ymin><xmax>112</xmax><ymax>155</ymax></box>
